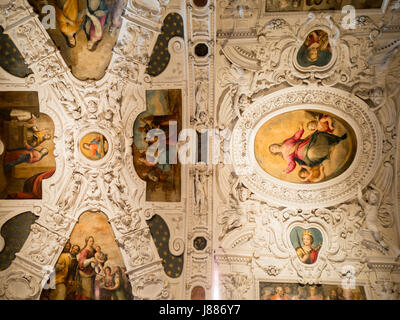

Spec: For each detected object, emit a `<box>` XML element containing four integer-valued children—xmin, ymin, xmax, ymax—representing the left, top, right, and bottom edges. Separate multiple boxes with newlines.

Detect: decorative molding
<box><xmin>231</xmin><ymin>86</ymin><xmax>383</xmax><ymax>208</ymax></box>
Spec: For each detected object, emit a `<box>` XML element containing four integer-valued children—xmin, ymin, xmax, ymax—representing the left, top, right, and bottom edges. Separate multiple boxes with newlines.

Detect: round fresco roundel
<box><xmin>254</xmin><ymin>110</ymin><xmax>357</xmax><ymax>184</ymax></box>
<box><xmin>80</xmin><ymin>132</ymin><xmax>109</xmax><ymax>161</ymax></box>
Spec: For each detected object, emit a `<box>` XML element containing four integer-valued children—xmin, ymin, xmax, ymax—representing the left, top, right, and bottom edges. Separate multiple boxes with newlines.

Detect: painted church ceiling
<box><xmin>0</xmin><ymin>0</ymin><xmax>399</xmax><ymax>302</ymax></box>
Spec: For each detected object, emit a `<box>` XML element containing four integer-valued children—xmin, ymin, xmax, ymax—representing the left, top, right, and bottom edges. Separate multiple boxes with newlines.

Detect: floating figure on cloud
<box><xmin>84</xmin><ymin>0</ymin><xmax>109</xmax><ymax>51</ymax></box>
<box><xmin>55</xmin><ymin>0</ymin><xmax>85</xmax><ymax>47</ymax></box>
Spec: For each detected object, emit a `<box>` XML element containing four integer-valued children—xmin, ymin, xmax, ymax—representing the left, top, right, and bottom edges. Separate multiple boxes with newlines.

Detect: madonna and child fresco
<box><xmin>41</xmin><ymin>211</ymin><xmax>133</xmax><ymax>300</ymax></box>
<box><xmin>0</xmin><ymin>106</ymin><xmax>56</xmax><ymax>199</ymax></box>
<box><xmin>254</xmin><ymin>110</ymin><xmax>357</xmax><ymax>184</ymax></box>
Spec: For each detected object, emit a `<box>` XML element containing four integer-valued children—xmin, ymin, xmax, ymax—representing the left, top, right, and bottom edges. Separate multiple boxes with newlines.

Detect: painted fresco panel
<box><xmin>133</xmin><ymin>89</ymin><xmax>182</xmax><ymax>202</ymax></box>
<box><xmin>259</xmin><ymin>281</ymin><xmax>367</xmax><ymax>300</ymax></box>
<box><xmin>254</xmin><ymin>110</ymin><xmax>357</xmax><ymax>184</ymax></box>
<box><xmin>0</xmin><ymin>105</ymin><xmax>56</xmax><ymax>199</ymax></box>
<box><xmin>28</xmin><ymin>0</ymin><xmax>125</xmax><ymax>80</ymax></box>
<box><xmin>297</xmin><ymin>30</ymin><xmax>332</xmax><ymax>68</ymax></box>
<box><xmin>265</xmin><ymin>0</ymin><xmax>384</xmax><ymax>12</ymax></box>
<box><xmin>40</xmin><ymin>211</ymin><xmax>132</xmax><ymax>300</ymax></box>
<box><xmin>290</xmin><ymin>226</ymin><xmax>323</xmax><ymax>265</ymax></box>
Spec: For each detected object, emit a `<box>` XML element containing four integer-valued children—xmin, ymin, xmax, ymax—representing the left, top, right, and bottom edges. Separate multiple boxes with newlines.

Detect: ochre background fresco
<box><xmin>254</xmin><ymin>110</ymin><xmax>357</xmax><ymax>184</ymax></box>
<box><xmin>69</xmin><ymin>211</ymin><xmax>125</xmax><ymax>268</ymax></box>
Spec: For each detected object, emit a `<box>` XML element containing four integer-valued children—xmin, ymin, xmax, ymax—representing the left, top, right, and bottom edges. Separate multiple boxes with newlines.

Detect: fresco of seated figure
<box><xmin>0</xmin><ymin>96</ymin><xmax>56</xmax><ymax>199</ymax></box>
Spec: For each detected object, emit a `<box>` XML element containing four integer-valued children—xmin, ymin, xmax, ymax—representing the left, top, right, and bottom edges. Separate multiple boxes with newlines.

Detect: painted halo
<box><xmin>231</xmin><ymin>87</ymin><xmax>382</xmax><ymax>208</ymax></box>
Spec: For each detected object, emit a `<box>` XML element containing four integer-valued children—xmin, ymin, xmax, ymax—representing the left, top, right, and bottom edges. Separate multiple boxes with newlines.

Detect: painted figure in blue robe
<box><xmin>82</xmin><ymin>137</ymin><xmax>101</xmax><ymax>159</ymax></box>
<box><xmin>84</xmin><ymin>0</ymin><xmax>109</xmax><ymax>51</ymax></box>
<box><xmin>297</xmin><ymin>30</ymin><xmax>332</xmax><ymax>67</ymax></box>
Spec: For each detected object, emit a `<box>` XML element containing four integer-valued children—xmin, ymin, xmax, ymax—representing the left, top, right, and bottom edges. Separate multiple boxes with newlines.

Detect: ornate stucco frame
<box><xmin>232</xmin><ymin>86</ymin><xmax>383</xmax><ymax>209</ymax></box>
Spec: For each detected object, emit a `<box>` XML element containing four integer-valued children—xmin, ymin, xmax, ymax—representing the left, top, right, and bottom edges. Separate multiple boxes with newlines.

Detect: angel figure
<box><xmin>357</xmin><ymin>184</ymin><xmax>400</xmax><ymax>260</ymax></box>
<box><xmin>217</xmin><ymin>206</ymin><xmax>245</xmax><ymax>241</ymax></box>
<box><xmin>58</xmin><ymin>172</ymin><xmax>82</xmax><ymax>210</ymax></box>
<box><xmin>357</xmin><ymin>184</ymin><xmax>389</xmax><ymax>248</ymax></box>
<box><xmin>298</xmin><ymin>164</ymin><xmax>326</xmax><ymax>183</ymax></box>
<box><xmin>55</xmin><ymin>0</ymin><xmax>85</xmax><ymax>47</ymax></box>
<box><xmin>104</xmin><ymin>172</ymin><xmax>131</xmax><ymax>211</ymax></box>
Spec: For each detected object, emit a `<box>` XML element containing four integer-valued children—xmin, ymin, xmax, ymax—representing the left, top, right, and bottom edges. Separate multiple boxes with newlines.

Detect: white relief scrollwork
<box><xmin>129</xmin><ymin>272</ymin><xmax>171</xmax><ymax>300</ymax></box>
<box><xmin>357</xmin><ymin>185</ymin><xmax>400</xmax><ymax>258</ymax></box>
<box><xmin>22</xmin><ymin>224</ymin><xmax>65</xmax><ymax>267</ymax></box>
<box><xmin>57</xmin><ymin>172</ymin><xmax>83</xmax><ymax>211</ymax></box>
<box><xmin>0</xmin><ymin>0</ymin><xmax>175</xmax><ymax>301</ymax></box>
<box><xmin>191</xmin><ymin>80</ymin><xmax>212</xmax><ymax>127</ymax></box>
<box><xmin>10</xmin><ymin>19</ymin><xmax>55</xmax><ymax>65</ymax></box>
<box><xmin>231</xmin><ymin>86</ymin><xmax>383</xmax><ymax>208</ymax></box>
<box><xmin>217</xmin><ymin>177</ymin><xmax>259</xmax><ymax>241</ymax></box>
<box><xmin>0</xmin><ymin>270</ymin><xmax>41</xmax><ymax>300</ymax></box>
<box><xmin>190</xmin><ymin>164</ymin><xmax>212</xmax><ymax>226</ymax></box>
<box><xmin>117</xmin><ymin>229</ymin><xmax>155</xmax><ymax>268</ymax></box>
<box><xmin>104</xmin><ymin>171</ymin><xmax>133</xmax><ymax>212</ymax></box>
<box><xmin>371</xmin><ymin>281</ymin><xmax>400</xmax><ymax>300</ymax></box>
<box><xmin>114</xmin><ymin>23</ymin><xmax>152</xmax><ymax>64</ymax></box>
<box><xmin>220</xmin><ymin>273</ymin><xmax>252</xmax><ymax>300</ymax></box>
<box><xmin>110</xmin><ymin>57</ymin><xmax>140</xmax><ymax>83</ymax></box>
<box><xmin>84</xmin><ymin>174</ymin><xmax>102</xmax><ymax>204</ymax></box>
<box><xmin>39</xmin><ymin>207</ymin><xmax>73</xmax><ymax>234</ymax></box>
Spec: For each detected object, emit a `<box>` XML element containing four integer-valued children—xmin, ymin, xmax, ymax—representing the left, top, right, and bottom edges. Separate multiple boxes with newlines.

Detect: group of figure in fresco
<box><xmin>1</xmin><ymin>109</ymin><xmax>54</xmax><ymax>199</ymax></box>
<box><xmin>260</xmin><ymin>284</ymin><xmax>365</xmax><ymax>300</ymax></box>
<box><xmin>269</xmin><ymin>113</ymin><xmax>347</xmax><ymax>183</ymax></box>
<box><xmin>56</xmin><ymin>0</ymin><xmax>125</xmax><ymax>50</ymax></box>
<box><xmin>135</xmin><ymin>114</ymin><xmax>179</xmax><ymax>188</ymax></box>
<box><xmin>43</xmin><ymin>236</ymin><xmax>132</xmax><ymax>300</ymax></box>
<box><xmin>267</xmin><ymin>0</ymin><xmax>382</xmax><ymax>12</ymax></box>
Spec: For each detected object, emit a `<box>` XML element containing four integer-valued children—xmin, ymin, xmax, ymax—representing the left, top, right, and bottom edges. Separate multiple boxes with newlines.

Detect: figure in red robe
<box><xmin>269</xmin><ymin>125</ymin><xmax>347</xmax><ymax>174</ymax></box>
<box><xmin>8</xmin><ymin>169</ymin><xmax>55</xmax><ymax>199</ymax></box>
<box><xmin>4</xmin><ymin>143</ymin><xmax>48</xmax><ymax>173</ymax></box>
<box><xmin>295</xmin><ymin>230</ymin><xmax>320</xmax><ymax>265</ymax></box>
<box><xmin>76</xmin><ymin>236</ymin><xmax>96</xmax><ymax>300</ymax></box>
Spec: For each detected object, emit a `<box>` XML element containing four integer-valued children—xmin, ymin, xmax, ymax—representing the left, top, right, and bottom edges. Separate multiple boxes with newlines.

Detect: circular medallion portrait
<box><xmin>80</xmin><ymin>132</ymin><xmax>109</xmax><ymax>161</ymax></box>
<box><xmin>254</xmin><ymin>110</ymin><xmax>357</xmax><ymax>184</ymax></box>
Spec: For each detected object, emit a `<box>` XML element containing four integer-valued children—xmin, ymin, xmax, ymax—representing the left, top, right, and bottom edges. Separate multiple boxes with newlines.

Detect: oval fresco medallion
<box><xmin>80</xmin><ymin>132</ymin><xmax>109</xmax><ymax>161</ymax></box>
<box><xmin>297</xmin><ymin>30</ymin><xmax>332</xmax><ymax>68</ymax></box>
<box><xmin>290</xmin><ymin>226</ymin><xmax>323</xmax><ymax>265</ymax></box>
<box><xmin>254</xmin><ymin>110</ymin><xmax>357</xmax><ymax>184</ymax></box>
